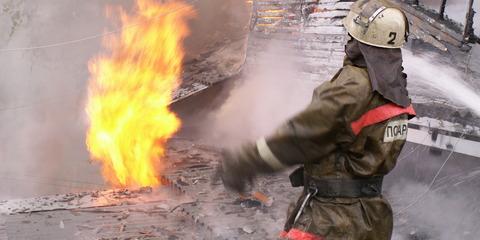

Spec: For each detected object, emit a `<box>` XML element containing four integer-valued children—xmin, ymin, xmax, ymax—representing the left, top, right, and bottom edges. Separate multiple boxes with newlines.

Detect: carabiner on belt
<box><xmin>293</xmin><ymin>185</ymin><xmax>318</xmax><ymax>225</ymax></box>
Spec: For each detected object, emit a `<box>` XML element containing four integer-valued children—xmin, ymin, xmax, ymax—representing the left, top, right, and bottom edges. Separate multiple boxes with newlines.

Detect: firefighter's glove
<box><xmin>215</xmin><ymin>149</ymin><xmax>255</xmax><ymax>193</ymax></box>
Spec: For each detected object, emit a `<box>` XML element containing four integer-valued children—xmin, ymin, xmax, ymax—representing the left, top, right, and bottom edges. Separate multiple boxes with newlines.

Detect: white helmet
<box><xmin>343</xmin><ymin>0</ymin><xmax>409</xmax><ymax>48</ymax></box>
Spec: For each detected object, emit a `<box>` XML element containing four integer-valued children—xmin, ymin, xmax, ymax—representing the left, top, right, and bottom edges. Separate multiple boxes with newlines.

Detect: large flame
<box><xmin>86</xmin><ymin>0</ymin><xmax>195</xmax><ymax>188</ymax></box>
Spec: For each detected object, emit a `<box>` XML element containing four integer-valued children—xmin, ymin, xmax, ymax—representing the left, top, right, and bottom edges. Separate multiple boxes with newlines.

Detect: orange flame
<box><xmin>86</xmin><ymin>0</ymin><xmax>195</xmax><ymax>188</ymax></box>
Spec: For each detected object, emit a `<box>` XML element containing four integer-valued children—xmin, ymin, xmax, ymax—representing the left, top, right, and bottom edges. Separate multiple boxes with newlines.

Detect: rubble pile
<box><xmin>0</xmin><ymin>139</ymin><xmax>300</xmax><ymax>240</ymax></box>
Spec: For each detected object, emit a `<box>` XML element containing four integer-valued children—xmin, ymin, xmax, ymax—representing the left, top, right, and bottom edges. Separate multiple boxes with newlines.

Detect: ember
<box><xmin>86</xmin><ymin>0</ymin><xmax>195</xmax><ymax>188</ymax></box>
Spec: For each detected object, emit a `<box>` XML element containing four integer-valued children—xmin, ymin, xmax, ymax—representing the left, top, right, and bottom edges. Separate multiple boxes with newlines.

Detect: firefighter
<box><xmin>216</xmin><ymin>0</ymin><xmax>415</xmax><ymax>239</ymax></box>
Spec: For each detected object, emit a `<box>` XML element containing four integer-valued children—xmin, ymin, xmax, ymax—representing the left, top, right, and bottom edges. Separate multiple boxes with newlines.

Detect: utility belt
<box><xmin>284</xmin><ymin>167</ymin><xmax>384</xmax><ymax>231</ymax></box>
<box><xmin>289</xmin><ymin>167</ymin><xmax>383</xmax><ymax>198</ymax></box>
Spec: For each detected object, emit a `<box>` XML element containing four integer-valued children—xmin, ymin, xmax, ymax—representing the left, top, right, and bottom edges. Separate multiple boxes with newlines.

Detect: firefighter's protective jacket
<box><xmin>227</xmin><ymin>58</ymin><xmax>415</xmax><ymax>239</ymax></box>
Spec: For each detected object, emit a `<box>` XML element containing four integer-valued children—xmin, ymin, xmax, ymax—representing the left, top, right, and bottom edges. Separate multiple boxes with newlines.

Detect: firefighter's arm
<box><xmin>217</xmin><ymin>67</ymin><xmax>370</xmax><ymax>192</ymax></box>
<box><xmin>256</xmin><ymin>68</ymin><xmax>371</xmax><ymax>168</ymax></box>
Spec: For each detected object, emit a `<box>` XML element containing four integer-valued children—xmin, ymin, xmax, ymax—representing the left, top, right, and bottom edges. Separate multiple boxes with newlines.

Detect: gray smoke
<box><xmin>199</xmin><ymin>41</ymin><xmax>313</xmax><ymax>147</ymax></box>
<box><xmin>390</xmin><ymin>176</ymin><xmax>480</xmax><ymax>240</ymax></box>
<box><xmin>0</xmin><ymin>0</ymin><xmax>108</xmax><ymax>199</ymax></box>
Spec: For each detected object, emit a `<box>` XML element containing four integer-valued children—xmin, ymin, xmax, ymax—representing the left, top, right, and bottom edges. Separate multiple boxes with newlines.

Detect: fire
<box><xmin>86</xmin><ymin>0</ymin><xmax>195</xmax><ymax>187</ymax></box>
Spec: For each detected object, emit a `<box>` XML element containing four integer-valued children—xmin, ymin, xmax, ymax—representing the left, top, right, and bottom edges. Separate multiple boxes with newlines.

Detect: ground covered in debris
<box><xmin>1</xmin><ymin>139</ymin><xmax>479</xmax><ymax>240</ymax></box>
<box><xmin>0</xmin><ymin>139</ymin><xmax>300</xmax><ymax>240</ymax></box>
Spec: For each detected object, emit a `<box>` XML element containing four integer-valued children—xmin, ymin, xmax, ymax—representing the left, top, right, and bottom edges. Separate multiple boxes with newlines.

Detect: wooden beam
<box><xmin>439</xmin><ymin>0</ymin><xmax>447</xmax><ymax>20</ymax></box>
<box><xmin>463</xmin><ymin>0</ymin><xmax>475</xmax><ymax>42</ymax></box>
<box><xmin>382</xmin><ymin>0</ymin><xmax>464</xmax><ymax>47</ymax></box>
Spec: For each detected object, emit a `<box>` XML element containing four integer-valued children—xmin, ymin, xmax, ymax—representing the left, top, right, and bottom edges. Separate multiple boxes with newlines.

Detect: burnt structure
<box><xmin>464</xmin><ymin>0</ymin><xmax>477</xmax><ymax>43</ymax></box>
<box><xmin>439</xmin><ymin>0</ymin><xmax>447</xmax><ymax>20</ymax></box>
<box><xmin>403</xmin><ymin>0</ymin><xmax>478</xmax><ymax>44</ymax></box>
<box><xmin>1</xmin><ymin>0</ymin><xmax>480</xmax><ymax>239</ymax></box>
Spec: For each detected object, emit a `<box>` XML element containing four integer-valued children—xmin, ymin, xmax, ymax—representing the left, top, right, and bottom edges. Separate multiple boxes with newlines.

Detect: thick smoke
<box><xmin>0</xmin><ymin>0</ymin><xmax>108</xmax><ymax>199</ymax></box>
<box><xmin>390</xmin><ymin>173</ymin><xmax>480</xmax><ymax>239</ymax></box>
<box><xmin>183</xmin><ymin>0</ymin><xmax>251</xmax><ymax>62</ymax></box>
<box><xmin>198</xmin><ymin>41</ymin><xmax>313</xmax><ymax>147</ymax></box>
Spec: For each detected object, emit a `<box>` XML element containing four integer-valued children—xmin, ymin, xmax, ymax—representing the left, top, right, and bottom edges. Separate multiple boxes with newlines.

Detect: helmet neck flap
<box><xmin>345</xmin><ymin>38</ymin><xmax>410</xmax><ymax>107</ymax></box>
